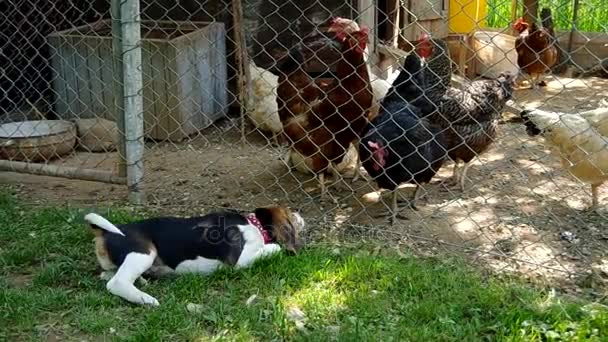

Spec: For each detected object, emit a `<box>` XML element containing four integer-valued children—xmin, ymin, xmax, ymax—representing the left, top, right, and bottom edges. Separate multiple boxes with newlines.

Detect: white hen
<box><xmin>245</xmin><ymin>62</ymin><xmax>282</xmax><ymax>144</ymax></box>
<box><xmin>520</xmin><ymin>106</ymin><xmax>608</xmax><ymax>209</ymax></box>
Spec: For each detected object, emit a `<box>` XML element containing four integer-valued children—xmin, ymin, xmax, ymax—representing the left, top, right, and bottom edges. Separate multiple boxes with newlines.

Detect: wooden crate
<box><xmin>48</xmin><ymin>20</ymin><xmax>228</xmax><ymax>141</ymax></box>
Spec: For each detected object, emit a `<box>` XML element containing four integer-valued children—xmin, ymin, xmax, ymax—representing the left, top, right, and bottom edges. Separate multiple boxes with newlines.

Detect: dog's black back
<box><xmin>102</xmin><ymin>211</ymin><xmax>248</xmax><ymax>268</ymax></box>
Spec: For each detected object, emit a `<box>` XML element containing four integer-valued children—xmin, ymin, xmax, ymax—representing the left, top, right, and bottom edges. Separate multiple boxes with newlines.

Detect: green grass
<box><xmin>486</xmin><ymin>0</ymin><xmax>608</xmax><ymax>32</ymax></box>
<box><xmin>1</xmin><ymin>188</ymin><xmax>607</xmax><ymax>341</ymax></box>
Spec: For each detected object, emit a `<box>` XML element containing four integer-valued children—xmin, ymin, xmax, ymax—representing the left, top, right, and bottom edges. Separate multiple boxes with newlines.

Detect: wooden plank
<box><xmin>403</xmin><ymin>18</ymin><xmax>448</xmax><ymax>40</ymax></box>
<box><xmin>231</xmin><ymin>0</ymin><xmax>250</xmax><ymax>142</ymax></box>
<box><xmin>99</xmin><ymin>38</ymin><xmax>116</xmax><ymax>122</ymax></box>
<box><xmin>78</xmin><ymin>37</ymin><xmax>95</xmax><ymax>118</ymax></box>
<box><xmin>140</xmin><ymin>41</ymin><xmax>155</xmax><ymax>137</ymax></box>
<box><xmin>0</xmin><ymin>160</ymin><xmax>126</xmax><ymax>184</ymax></box>
<box><xmin>402</xmin><ymin>0</ymin><xmax>448</xmax><ymax>40</ymax></box>
<box><xmin>47</xmin><ymin>36</ymin><xmax>69</xmax><ymax>119</ymax></box>
<box><xmin>173</xmin><ymin>33</ymin><xmax>198</xmax><ymax>136</ymax></box>
<box><xmin>191</xmin><ymin>28</ymin><xmax>210</xmax><ymax>132</ymax></box>
<box><xmin>377</xmin><ymin>43</ymin><xmax>409</xmax><ymax>58</ymax></box>
<box><xmin>211</xmin><ymin>23</ymin><xmax>228</xmax><ymax>119</ymax></box>
<box><xmin>446</xmin><ymin>35</ymin><xmax>467</xmax><ymax>75</ymax></box>
<box><xmin>162</xmin><ymin>42</ymin><xmax>181</xmax><ymax>141</ymax></box>
<box><xmin>144</xmin><ymin>32</ymin><xmax>183</xmax><ymax>141</ymax></box>
<box><xmin>83</xmin><ymin>38</ymin><xmax>106</xmax><ymax>119</ymax></box>
<box><xmin>72</xmin><ymin>35</ymin><xmax>93</xmax><ymax>118</ymax></box>
<box><xmin>409</xmin><ymin>0</ymin><xmax>444</xmax><ymax>19</ymax></box>
<box><xmin>384</xmin><ymin>0</ymin><xmax>400</xmax><ymax>46</ymax></box>
<box><xmin>64</xmin><ymin>36</ymin><xmax>81</xmax><ymax>119</ymax></box>
<box><xmin>358</xmin><ymin>0</ymin><xmax>376</xmax><ymax>54</ymax></box>
<box><xmin>149</xmin><ymin>41</ymin><xmax>170</xmax><ymax>140</ymax></box>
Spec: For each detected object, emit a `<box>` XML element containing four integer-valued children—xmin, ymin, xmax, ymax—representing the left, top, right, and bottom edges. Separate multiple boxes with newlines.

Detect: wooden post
<box><xmin>510</xmin><ymin>0</ymin><xmax>518</xmax><ymax>35</ymax></box>
<box><xmin>111</xmin><ymin>0</ymin><xmax>126</xmax><ymax>178</ymax></box>
<box><xmin>567</xmin><ymin>0</ymin><xmax>581</xmax><ymax>55</ymax></box>
<box><xmin>385</xmin><ymin>0</ymin><xmax>400</xmax><ymax>47</ymax></box>
<box><xmin>465</xmin><ymin>33</ymin><xmax>477</xmax><ymax>79</ymax></box>
<box><xmin>0</xmin><ymin>161</ymin><xmax>126</xmax><ymax>184</ymax></box>
<box><xmin>523</xmin><ymin>0</ymin><xmax>538</xmax><ymax>23</ymax></box>
<box><xmin>120</xmin><ymin>0</ymin><xmax>145</xmax><ymax>204</ymax></box>
<box><xmin>232</xmin><ymin>0</ymin><xmax>251</xmax><ymax>143</ymax></box>
<box><xmin>541</xmin><ymin>8</ymin><xmax>568</xmax><ymax>73</ymax></box>
<box><xmin>358</xmin><ymin>0</ymin><xmax>376</xmax><ymax>56</ymax></box>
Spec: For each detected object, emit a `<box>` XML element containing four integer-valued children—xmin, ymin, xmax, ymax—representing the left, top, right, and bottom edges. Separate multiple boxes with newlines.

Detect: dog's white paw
<box><xmin>262</xmin><ymin>243</ymin><xmax>282</xmax><ymax>256</ymax></box>
<box><xmin>140</xmin><ymin>294</ymin><xmax>160</xmax><ymax>307</ymax></box>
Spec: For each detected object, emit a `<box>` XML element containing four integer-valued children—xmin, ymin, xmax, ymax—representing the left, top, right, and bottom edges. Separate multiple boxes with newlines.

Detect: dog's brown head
<box><xmin>253</xmin><ymin>206</ymin><xmax>304</xmax><ymax>254</ymax></box>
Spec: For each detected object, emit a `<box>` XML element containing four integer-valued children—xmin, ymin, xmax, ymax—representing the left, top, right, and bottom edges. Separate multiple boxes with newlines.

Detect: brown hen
<box><xmin>512</xmin><ymin>17</ymin><xmax>558</xmax><ymax>89</ymax></box>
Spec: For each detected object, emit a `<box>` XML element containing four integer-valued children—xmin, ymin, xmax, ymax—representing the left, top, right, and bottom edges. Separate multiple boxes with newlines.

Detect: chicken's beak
<box><xmin>306</xmin><ymin>34</ymin><xmax>340</xmax><ymax>50</ymax></box>
<box><xmin>325</xmin><ymin>36</ymin><xmax>342</xmax><ymax>49</ymax></box>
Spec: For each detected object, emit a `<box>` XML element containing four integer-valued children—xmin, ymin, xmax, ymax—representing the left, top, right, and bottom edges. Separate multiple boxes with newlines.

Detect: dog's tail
<box><xmin>84</xmin><ymin>213</ymin><xmax>125</xmax><ymax>236</ymax></box>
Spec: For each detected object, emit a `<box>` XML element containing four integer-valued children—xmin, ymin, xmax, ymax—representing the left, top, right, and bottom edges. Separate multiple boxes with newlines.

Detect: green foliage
<box><xmin>486</xmin><ymin>0</ymin><xmax>608</xmax><ymax>33</ymax></box>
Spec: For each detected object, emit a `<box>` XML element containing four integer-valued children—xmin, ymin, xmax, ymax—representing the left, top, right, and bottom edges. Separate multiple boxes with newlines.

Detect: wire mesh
<box><xmin>0</xmin><ymin>0</ymin><xmax>607</xmax><ymax>289</ymax></box>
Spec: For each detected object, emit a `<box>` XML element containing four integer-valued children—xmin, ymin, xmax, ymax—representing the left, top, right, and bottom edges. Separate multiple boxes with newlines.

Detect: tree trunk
<box><xmin>541</xmin><ymin>8</ymin><xmax>569</xmax><ymax>74</ymax></box>
<box><xmin>523</xmin><ymin>0</ymin><xmax>538</xmax><ymax>23</ymax></box>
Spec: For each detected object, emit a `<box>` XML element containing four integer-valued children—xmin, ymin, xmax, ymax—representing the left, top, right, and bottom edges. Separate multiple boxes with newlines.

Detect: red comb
<box><xmin>514</xmin><ymin>17</ymin><xmax>527</xmax><ymax>26</ymax></box>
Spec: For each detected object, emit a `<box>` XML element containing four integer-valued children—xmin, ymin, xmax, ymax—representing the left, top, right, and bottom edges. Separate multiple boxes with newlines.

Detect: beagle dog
<box><xmin>84</xmin><ymin>206</ymin><xmax>304</xmax><ymax>306</ymax></box>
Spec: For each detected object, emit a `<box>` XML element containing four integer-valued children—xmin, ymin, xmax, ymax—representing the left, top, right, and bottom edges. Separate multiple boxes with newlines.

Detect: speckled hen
<box><xmin>433</xmin><ymin>73</ymin><xmax>516</xmax><ymax>190</ymax></box>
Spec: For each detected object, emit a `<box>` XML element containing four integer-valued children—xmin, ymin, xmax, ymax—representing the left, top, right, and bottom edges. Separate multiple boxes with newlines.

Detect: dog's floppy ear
<box><xmin>278</xmin><ymin>216</ymin><xmax>302</xmax><ymax>254</ymax></box>
<box><xmin>254</xmin><ymin>207</ymin><xmax>303</xmax><ymax>254</ymax></box>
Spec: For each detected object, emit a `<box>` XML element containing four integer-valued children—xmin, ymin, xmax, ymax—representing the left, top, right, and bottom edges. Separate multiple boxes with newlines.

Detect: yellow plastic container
<box><xmin>448</xmin><ymin>0</ymin><xmax>488</xmax><ymax>33</ymax></box>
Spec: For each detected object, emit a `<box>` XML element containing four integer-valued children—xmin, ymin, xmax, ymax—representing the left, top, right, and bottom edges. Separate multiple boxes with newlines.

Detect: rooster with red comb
<box><xmin>278</xmin><ymin>16</ymin><xmax>374</xmax><ymax>200</ymax></box>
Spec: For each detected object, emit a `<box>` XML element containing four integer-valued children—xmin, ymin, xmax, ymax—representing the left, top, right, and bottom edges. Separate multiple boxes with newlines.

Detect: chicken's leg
<box><xmin>389</xmin><ymin>190</ymin><xmax>400</xmax><ymax>225</ymax></box>
<box><xmin>530</xmin><ymin>73</ymin><xmax>547</xmax><ymax>89</ymax></box>
<box><xmin>591</xmin><ymin>183</ymin><xmax>600</xmax><ymax>210</ymax></box>
<box><xmin>408</xmin><ymin>185</ymin><xmax>422</xmax><ymax>211</ymax></box>
<box><xmin>370</xmin><ymin>189</ymin><xmax>409</xmax><ymax>224</ymax></box>
<box><xmin>351</xmin><ymin>152</ymin><xmax>363</xmax><ymax>183</ymax></box>
<box><xmin>271</xmin><ymin>132</ymin><xmax>279</xmax><ymax>146</ymax></box>
<box><xmin>537</xmin><ymin>73</ymin><xmax>548</xmax><ymax>87</ymax></box>
<box><xmin>350</xmin><ymin>140</ymin><xmax>368</xmax><ymax>183</ymax></box>
<box><xmin>458</xmin><ymin>162</ymin><xmax>472</xmax><ymax>191</ymax></box>
<box><xmin>281</xmin><ymin>148</ymin><xmax>294</xmax><ymax>171</ymax></box>
<box><xmin>388</xmin><ymin>189</ymin><xmax>412</xmax><ymax>225</ymax></box>
<box><xmin>515</xmin><ymin>70</ymin><xmax>527</xmax><ymax>89</ymax></box>
<box><xmin>318</xmin><ymin>173</ymin><xmax>327</xmax><ymax>199</ymax></box>
<box><xmin>318</xmin><ymin>172</ymin><xmax>339</xmax><ymax>204</ymax></box>
<box><xmin>439</xmin><ymin>161</ymin><xmax>461</xmax><ymax>190</ymax></box>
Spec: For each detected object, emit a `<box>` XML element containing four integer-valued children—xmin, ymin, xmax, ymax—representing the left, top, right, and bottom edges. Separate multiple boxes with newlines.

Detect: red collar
<box><xmin>246</xmin><ymin>213</ymin><xmax>272</xmax><ymax>244</ymax></box>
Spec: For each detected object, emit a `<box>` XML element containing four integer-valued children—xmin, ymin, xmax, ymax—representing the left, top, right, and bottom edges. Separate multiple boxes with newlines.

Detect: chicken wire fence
<box><xmin>1</xmin><ymin>0</ymin><xmax>607</xmax><ymax>284</ymax></box>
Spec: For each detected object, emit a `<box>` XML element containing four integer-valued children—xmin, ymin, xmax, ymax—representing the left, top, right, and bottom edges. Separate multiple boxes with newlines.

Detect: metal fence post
<box><xmin>111</xmin><ymin>0</ymin><xmax>126</xmax><ymax>178</ymax></box>
<box><xmin>120</xmin><ymin>0</ymin><xmax>145</xmax><ymax>204</ymax></box>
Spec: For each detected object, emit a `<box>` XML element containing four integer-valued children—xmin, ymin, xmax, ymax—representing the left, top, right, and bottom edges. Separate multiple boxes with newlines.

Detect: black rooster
<box><xmin>359</xmin><ymin>52</ymin><xmax>448</xmax><ymax>224</ymax></box>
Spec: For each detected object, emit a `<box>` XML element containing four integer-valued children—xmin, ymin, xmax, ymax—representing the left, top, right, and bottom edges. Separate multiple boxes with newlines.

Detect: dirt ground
<box><xmin>2</xmin><ymin>75</ymin><xmax>607</xmax><ymax>295</ymax></box>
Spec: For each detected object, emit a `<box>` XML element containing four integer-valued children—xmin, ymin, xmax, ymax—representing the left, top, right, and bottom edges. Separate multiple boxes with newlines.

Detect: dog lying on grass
<box><xmin>85</xmin><ymin>206</ymin><xmax>304</xmax><ymax>306</ymax></box>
